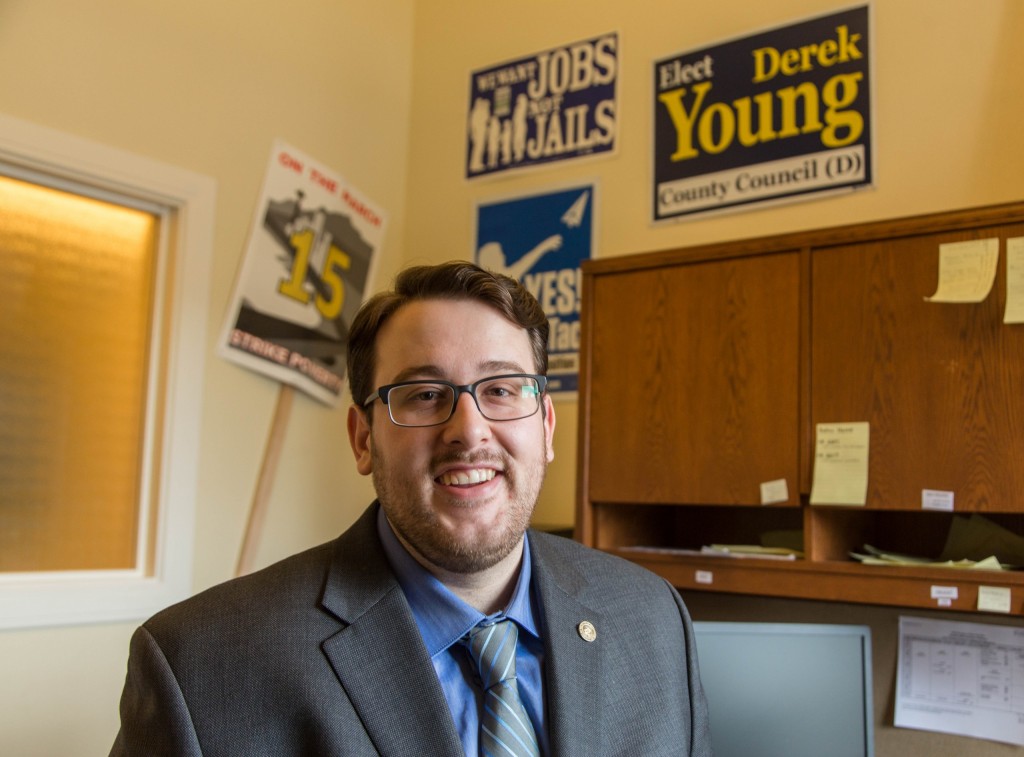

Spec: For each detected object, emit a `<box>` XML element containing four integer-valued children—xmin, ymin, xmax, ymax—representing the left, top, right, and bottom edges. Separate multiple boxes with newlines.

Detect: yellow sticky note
<box><xmin>810</xmin><ymin>422</ymin><xmax>869</xmax><ymax>506</ymax></box>
<box><xmin>925</xmin><ymin>238</ymin><xmax>999</xmax><ymax>303</ymax></box>
<box><xmin>1005</xmin><ymin>237</ymin><xmax>1024</xmax><ymax>324</ymax></box>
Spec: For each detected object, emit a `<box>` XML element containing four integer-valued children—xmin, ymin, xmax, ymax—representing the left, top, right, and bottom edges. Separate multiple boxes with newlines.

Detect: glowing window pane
<box><xmin>0</xmin><ymin>174</ymin><xmax>158</xmax><ymax>572</ymax></box>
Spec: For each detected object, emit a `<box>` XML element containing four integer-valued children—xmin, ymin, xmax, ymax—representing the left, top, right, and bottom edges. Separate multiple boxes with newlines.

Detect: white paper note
<box><xmin>896</xmin><ymin>615</ymin><xmax>1024</xmax><ymax>746</ymax></box>
<box><xmin>921</xmin><ymin>489</ymin><xmax>954</xmax><ymax>512</ymax></box>
<box><xmin>809</xmin><ymin>422</ymin><xmax>869</xmax><ymax>506</ymax></box>
<box><xmin>760</xmin><ymin>478</ymin><xmax>789</xmax><ymax>505</ymax></box>
<box><xmin>925</xmin><ymin>238</ymin><xmax>999</xmax><ymax>303</ymax></box>
<box><xmin>978</xmin><ymin>586</ymin><xmax>1012</xmax><ymax>614</ymax></box>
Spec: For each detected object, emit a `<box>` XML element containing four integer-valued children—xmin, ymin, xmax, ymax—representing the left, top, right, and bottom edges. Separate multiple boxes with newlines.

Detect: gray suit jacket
<box><xmin>111</xmin><ymin>503</ymin><xmax>712</xmax><ymax>756</ymax></box>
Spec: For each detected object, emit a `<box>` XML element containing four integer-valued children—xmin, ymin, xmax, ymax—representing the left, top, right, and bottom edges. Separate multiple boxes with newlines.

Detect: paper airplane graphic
<box><xmin>560</xmin><ymin>190</ymin><xmax>590</xmax><ymax>228</ymax></box>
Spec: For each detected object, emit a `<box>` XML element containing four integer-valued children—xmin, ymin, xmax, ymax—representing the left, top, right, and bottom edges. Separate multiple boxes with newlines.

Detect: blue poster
<box><xmin>475</xmin><ymin>184</ymin><xmax>594</xmax><ymax>395</ymax></box>
<box><xmin>467</xmin><ymin>33</ymin><xmax>618</xmax><ymax>179</ymax></box>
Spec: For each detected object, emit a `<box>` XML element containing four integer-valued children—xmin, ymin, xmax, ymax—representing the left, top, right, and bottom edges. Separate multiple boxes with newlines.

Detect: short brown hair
<box><xmin>346</xmin><ymin>261</ymin><xmax>549</xmax><ymax>408</ymax></box>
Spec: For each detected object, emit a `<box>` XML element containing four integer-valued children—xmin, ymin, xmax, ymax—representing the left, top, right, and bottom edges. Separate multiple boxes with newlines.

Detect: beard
<box><xmin>371</xmin><ymin>445</ymin><xmax>546</xmax><ymax>574</ymax></box>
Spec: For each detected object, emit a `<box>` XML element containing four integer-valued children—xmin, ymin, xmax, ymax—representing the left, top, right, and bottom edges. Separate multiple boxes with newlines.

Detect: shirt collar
<box><xmin>376</xmin><ymin>505</ymin><xmax>539</xmax><ymax>658</ymax></box>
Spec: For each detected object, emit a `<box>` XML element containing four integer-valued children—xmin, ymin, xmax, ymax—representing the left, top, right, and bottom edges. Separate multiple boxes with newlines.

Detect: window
<box><xmin>0</xmin><ymin>114</ymin><xmax>214</xmax><ymax>629</ymax></box>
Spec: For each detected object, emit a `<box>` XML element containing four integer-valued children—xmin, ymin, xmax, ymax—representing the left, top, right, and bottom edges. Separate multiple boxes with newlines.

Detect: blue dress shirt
<box><xmin>377</xmin><ymin>508</ymin><xmax>547</xmax><ymax>756</ymax></box>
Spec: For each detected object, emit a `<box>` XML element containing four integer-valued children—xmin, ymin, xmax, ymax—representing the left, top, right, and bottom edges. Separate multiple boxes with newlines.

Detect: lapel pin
<box><xmin>577</xmin><ymin>620</ymin><xmax>597</xmax><ymax>642</ymax></box>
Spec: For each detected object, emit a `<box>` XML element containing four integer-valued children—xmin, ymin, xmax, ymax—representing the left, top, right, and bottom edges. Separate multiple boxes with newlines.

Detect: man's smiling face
<box><xmin>348</xmin><ymin>297</ymin><xmax>555</xmax><ymax>575</ymax></box>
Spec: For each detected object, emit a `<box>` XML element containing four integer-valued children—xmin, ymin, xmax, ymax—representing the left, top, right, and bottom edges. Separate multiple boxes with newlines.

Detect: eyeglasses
<box><xmin>363</xmin><ymin>373</ymin><xmax>547</xmax><ymax>427</ymax></box>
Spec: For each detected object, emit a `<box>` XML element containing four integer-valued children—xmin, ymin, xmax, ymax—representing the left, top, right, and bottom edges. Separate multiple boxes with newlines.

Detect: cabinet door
<box><xmin>811</xmin><ymin>226</ymin><xmax>1024</xmax><ymax>511</ymax></box>
<box><xmin>585</xmin><ymin>252</ymin><xmax>801</xmax><ymax>505</ymax></box>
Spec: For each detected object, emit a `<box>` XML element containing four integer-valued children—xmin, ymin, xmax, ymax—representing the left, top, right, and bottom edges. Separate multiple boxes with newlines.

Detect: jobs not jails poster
<box><xmin>467</xmin><ymin>32</ymin><xmax>618</xmax><ymax>179</ymax></box>
<box><xmin>218</xmin><ymin>140</ymin><xmax>386</xmax><ymax>406</ymax></box>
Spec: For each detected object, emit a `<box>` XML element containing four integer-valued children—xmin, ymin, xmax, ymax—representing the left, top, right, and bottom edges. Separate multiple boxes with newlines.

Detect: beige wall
<box><xmin>405</xmin><ymin>2</ymin><xmax>1024</xmax><ymax>756</ymax></box>
<box><xmin>407</xmin><ymin>0</ymin><xmax>1024</xmax><ymax>531</ymax></box>
<box><xmin>0</xmin><ymin>1</ymin><xmax>415</xmax><ymax>754</ymax></box>
<box><xmin>1</xmin><ymin>1</ymin><xmax>1023</xmax><ymax>755</ymax></box>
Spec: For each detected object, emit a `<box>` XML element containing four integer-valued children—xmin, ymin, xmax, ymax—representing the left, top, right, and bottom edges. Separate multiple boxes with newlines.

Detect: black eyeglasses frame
<box><xmin>362</xmin><ymin>373</ymin><xmax>548</xmax><ymax>427</ymax></box>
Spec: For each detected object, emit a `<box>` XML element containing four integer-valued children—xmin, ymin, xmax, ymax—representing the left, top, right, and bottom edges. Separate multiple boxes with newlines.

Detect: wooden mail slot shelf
<box><xmin>576</xmin><ymin>202</ymin><xmax>1024</xmax><ymax>615</ymax></box>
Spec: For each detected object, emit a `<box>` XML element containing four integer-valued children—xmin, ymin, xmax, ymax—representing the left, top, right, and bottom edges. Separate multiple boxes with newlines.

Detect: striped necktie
<box><xmin>463</xmin><ymin>620</ymin><xmax>541</xmax><ymax>757</ymax></box>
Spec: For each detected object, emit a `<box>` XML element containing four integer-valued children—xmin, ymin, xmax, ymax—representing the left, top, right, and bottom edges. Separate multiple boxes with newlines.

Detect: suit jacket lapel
<box><xmin>319</xmin><ymin>504</ymin><xmax>464</xmax><ymax>757</ymax></box>
<box><xmin>316</xmin><ymin>508</ymin><xmax>610</xmax><ymax>756</ymax></box>
<box><xmin>530</xmin><ymin>533</ymin><xmax>606</xmax><ymax>757</ymax></box>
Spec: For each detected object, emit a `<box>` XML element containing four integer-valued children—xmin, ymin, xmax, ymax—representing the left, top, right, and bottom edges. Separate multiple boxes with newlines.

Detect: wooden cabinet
<box><xmin>576</xmin><ymin>203</ymin><xmax>1024</xmax><ymax>615</ymax></box>
<box><xmin>586</xmin><ymin>251</ymin><xmax>801</xmax><ymax>506</ymax></box>
<box><xmin>811</xmin><ymin>227</ymin><xmax>1024</xmax><ymax>511</ymax></box>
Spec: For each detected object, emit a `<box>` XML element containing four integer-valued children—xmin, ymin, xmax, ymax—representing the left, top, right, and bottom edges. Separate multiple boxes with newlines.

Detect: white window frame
<box><xmin>0</xmin><ymin>113</ymin><xmax>214</xmax><ymax>629</ymax></box>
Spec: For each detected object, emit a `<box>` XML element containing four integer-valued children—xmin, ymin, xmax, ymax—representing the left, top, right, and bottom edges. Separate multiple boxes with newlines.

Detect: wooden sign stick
<box><xmin>235</xmin><ymin>384</ymin><xmax>295</xmax><ymax>577</ymax></box>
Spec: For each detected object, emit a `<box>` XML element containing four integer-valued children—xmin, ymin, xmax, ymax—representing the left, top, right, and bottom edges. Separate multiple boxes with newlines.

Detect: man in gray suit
<box><xmin>111</xmin><ymin>261</ymin><xmax>712</xmax><ymax>756</ymax></box>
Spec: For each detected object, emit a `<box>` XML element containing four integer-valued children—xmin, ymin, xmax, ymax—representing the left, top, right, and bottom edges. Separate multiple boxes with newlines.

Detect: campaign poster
<box><xmin>653</xmin><ymin>5</ymin><xmax>872</xmax><ymax>221</ymax></box>
<box><xmin>467</xmin><ymin>33</ymin><xmax>618</xmax><ymax>179</ymax></box>
<box><xmin>474</xmin><ymin>184</ymin><xmax>595</xmax><ymax>395</ymax></box>
<box><xmin>218</xmin><ymin>141</ymin><xmax>386</xmax><ymax>406</ymax></box>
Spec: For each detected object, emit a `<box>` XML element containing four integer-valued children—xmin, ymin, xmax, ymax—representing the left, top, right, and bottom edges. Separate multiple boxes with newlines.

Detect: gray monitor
<box><xmin>693</xmin><ymin>622</ymin><xmax>874</xmax><ymax>757</ymax></box>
